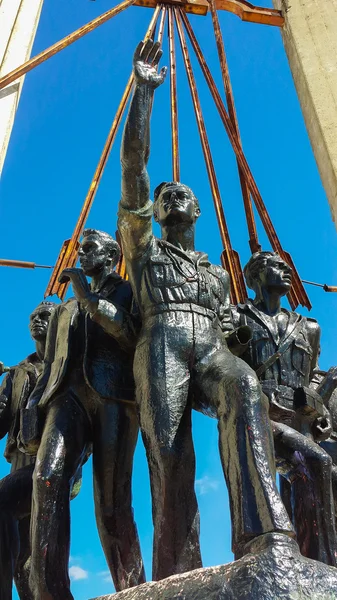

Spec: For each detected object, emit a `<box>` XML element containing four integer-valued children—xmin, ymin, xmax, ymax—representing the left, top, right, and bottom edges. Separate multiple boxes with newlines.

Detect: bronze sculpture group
<box><xmin>1</xmin><ymin>39</ymin><xmax>337</xmax><ymax>600</ymax></box>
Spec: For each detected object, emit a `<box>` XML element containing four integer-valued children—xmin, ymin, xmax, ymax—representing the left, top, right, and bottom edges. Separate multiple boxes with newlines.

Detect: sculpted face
<box><xmin>154</xmin><ymin>183</ymin><xmax>200</xmax><ymax>227</ymax></box>
<box><xmin>29</xmin><ymin>305</ymin><xmax>54</xmax><ymax>341</ymax></box>
<box><xmin>78</xmin><ymin>234</ymin><xmax>112</xmax><ymax>277</ymax></box>
<box><xmin>258</xmin><ymin>254</ymin><xmax>293</xmax><ymax>295</ymax></box>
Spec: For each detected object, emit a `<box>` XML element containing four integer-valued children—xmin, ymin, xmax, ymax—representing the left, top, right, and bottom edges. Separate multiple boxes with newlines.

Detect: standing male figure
<box><xmin>25</xmin><ymin>229</ymin><xmax>144</xmax><ymax>600</ymax></box>
<box><xmin>231</xmin><ymin>251</ymin><xmax>337</xmax><ymax>565</ymax></box>
<box><xmin>0</xmin><ymin>301</ymin><xmax>56</xmax><ymax>600</ymax></box>
<box><xmin>118</xmin><ymin>39</ymin><xmax>295</xmax><ymax>581</ymax></box>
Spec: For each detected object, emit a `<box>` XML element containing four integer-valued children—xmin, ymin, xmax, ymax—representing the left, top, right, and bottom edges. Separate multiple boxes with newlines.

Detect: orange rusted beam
<box><xmin>180</xmin><ymin>10</ymin><xmax>310</xmax><ymax>310</ymax></box>
<box><xmin>45</xmin><ymin>6</ymin><xmax>162</xmax><ymax>300</ymax></box>
<box><xmin>209</xmin><ymin>0</ymin><xmax>260</xmax><ymax>254</ymax></box>
<box><xmin>157</xmin><ymin>5</ymin><xmax>167</xmax><ymax>44</ymax></box>
<box><xmin>175</xmin><ymin>8</ymin><xmax>246</xmax><ymax>304</ymax></box>
<box><xmin>0</xmin><ymin>0</ymin><xmax>283</xmax><ymax>95</ymax></box>
<box><xmin>0</xmin><ymin>259</ymin><xmax>52</xmax><ymax>269</ymax></box>
<box><xmin>135</xmin><ymin>0</ymin><xmax>208</xmax><ymax>16</ymax></box>
<box><xmin>215</xmin><ymin>0</ymin><xmax>284</xmax><ymax>27</ymax></box>
<box><xmin>0</xmin><ymin>0</ymin><xmax>136</xmax><ymax>92</ymax></box>
<box><xmin>168</xmin><ymin>8</ymin><xmax>180</xmax><ymax>181</ymax></box>
<box><xmin>116</xmin><ymin>6</ymin><xmax>166</xmax><ymax>281</ymax></box>
<box><xmin>134</xmin><ymin>0</ymin><xmax>284</xmax><ymax>25</ymax></box>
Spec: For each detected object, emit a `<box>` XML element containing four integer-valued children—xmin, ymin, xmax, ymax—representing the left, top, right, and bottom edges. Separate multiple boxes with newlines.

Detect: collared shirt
<box><xmin>118</xmin><ymin>199</ymin><xmax>233</xmax><ymax>332</ymax></box>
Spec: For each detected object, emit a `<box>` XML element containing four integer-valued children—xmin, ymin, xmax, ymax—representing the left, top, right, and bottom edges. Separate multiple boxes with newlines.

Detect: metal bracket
<box><xmin>134</xmin><ymin>0</ymin><xmax>284</xmax><ymax>25</ymax></box>
<box><xmin>216</xmin><ymin>0</ymin><xmax>284</xmax><ymax>26</ymax></box>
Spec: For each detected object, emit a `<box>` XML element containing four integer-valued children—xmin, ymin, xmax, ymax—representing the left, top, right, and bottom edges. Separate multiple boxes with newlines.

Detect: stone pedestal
<box><xmin>91</xmin><ymin>535</ymin><xmax>337</xmax><ymax>600</ymax></box>
<box><xmin>273</xmin><ymin>0</ymin><xmax>337</xmax><ymax>225</ymax></box>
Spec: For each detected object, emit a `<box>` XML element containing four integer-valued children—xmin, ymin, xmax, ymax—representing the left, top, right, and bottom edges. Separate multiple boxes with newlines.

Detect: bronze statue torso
<box><xmin>39</xmin><ymin>274</ymin><xmax>136</xmax><ymax>409</ymax></box>
<box><xmin>0</xmin><ymin>353</ymin><xmax>41</xmax><ymax>470</ymax></box>
<box><xmin>231</xmin><ymin>300</ymin><xmax>320</xmax><ymax>424</ymax></box>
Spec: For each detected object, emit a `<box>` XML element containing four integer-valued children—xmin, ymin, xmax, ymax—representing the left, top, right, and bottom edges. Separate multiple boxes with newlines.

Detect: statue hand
<box><xmin>59</xmin><ymin>267</ymin><xmax>90</xmax><ymax>300</ymax></box>
<box><xmin>133</xmin><ymin>39</ymin><xmax>167</xmax><ymax>89</ymax></box>
<box><xmin>312</xmin><ymin>415</ymin><xmax>333</xmax><ymax>442</ymax></box>
<box><xmin>59</xmin><ymin>267</ymin><xmax>98</xmax><ymax>313</ymax></box>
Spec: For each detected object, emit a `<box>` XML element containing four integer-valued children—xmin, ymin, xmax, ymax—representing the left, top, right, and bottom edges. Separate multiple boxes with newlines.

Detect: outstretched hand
<box><xmin>133</xmin><ymin>39</ymin><xmax>167</xmax><ymax>89</ymax></box>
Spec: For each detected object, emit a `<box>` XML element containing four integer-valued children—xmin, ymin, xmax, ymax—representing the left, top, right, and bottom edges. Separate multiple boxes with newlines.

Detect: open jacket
<box><xmin>0</xmin><ymin>353</ymin><xmax>41</xmax><ymax>464</ymax></box>
<box><xmin>231</xmin><ymin>300</ymin><xmax>320</xmax><ymax>389</ymax></box>
<box><xmin>30</xmin><ymin>273</ymin><xmax>138</xmax><ymax>408</ymax></box>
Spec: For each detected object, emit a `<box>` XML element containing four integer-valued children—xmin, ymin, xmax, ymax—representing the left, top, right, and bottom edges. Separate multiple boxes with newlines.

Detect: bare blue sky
<box><xmin>1</xmin><ymin>1</ymin><xmax>337</xmax><ymax>598</ymax></box>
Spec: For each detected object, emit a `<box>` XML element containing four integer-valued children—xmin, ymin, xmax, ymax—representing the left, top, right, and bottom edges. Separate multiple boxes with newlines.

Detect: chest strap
<box><xmin>256</xmin><ymin>315</ymin><xmax>303</xmax><ymax>378</ymax></box>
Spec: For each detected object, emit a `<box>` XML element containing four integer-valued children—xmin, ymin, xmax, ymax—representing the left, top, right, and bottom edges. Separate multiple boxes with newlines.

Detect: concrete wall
<box><xmin>273</xmin><ymin>0</ymin><xmax>337</xmax><ymax>225</ymax></box>
<box><xmin>0</xmin><ymin>0</ymin><xmax>44</xmax><ymax>174</ymax></box>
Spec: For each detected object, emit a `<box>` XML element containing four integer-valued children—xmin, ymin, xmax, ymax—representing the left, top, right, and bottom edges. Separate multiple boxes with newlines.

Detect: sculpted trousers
<box><xmin>134</xmin><ymin>312</ymin><xmax>294</xmax><ymax>580</ymax></box>
<box><xmin>274</xmin><ymin>422</ymin><xmax>337</xmax><ymax>566</ymax></box>
<box><xmin>29</xmin><ymin>387</ymin><xmax>144</xmax><ymax>600</ymax></box>
<box><xmin>320</xmin><ymin>437</ymin><xmax>337</xmax><ymax>521</ymax></box>
<box><xmin>0</xmin><ymin>463</ymin><xmax>34</xmax><ymax>600</ymax></box>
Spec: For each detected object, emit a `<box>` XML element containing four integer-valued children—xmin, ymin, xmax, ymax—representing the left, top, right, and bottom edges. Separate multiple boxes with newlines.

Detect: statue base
<box><xmin>91</xmin><ymin>534</ymin><xmax>337</xmax><ymax>599</ymax></box>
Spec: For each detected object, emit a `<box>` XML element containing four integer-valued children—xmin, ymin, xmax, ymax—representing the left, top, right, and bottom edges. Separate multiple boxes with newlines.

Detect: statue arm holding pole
<box><xmin>119</xmin><ymin>40</ymin><xmax>167</xmax><ymax>260</ymax></box>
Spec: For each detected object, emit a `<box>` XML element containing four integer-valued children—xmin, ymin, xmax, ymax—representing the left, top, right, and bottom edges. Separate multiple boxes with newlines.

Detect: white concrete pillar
<box><xmin>273</xmin><ymin>0</ymin><xmax>337</xmax><ymax>225</ymax></box>
<box><xmin>0</xmin><ymin>0</ymin><xmax>44</xmax><ymax>174</ymax></box>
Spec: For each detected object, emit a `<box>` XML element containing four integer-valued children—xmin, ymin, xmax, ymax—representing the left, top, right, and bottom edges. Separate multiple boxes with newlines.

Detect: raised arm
<box><xmin>121</xmin><ymin>39</ymin><xmax>166</xmax><ymax>211</ymax></box>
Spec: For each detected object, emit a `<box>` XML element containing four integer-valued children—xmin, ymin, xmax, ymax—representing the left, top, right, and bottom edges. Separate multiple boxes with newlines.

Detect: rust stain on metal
<box><xmin>180</xmin><ymin>10</ymin><xmax>310</xmax><ymax>310</ymax></box>
<box><xmin>0</xmin><ymin>0</ymin><xmax>137</xmax><ymax>92</ymax></box>
<box><xmin>168</xmin><ymin>7</ymin><xmax>180</xmax><ymax>182</ymax></box>
<box><xmin>175</xmin><ymin>8</ymin><xmax>245</xmax><ymax>305</ymax></box>
<box><xmin>45</xmin><ymin>7</ymin><xmax>162</xmax><ymax>299</ymax></box>
<box><xmin>215</xmin><ymin>0</ymin><xmax>284</xmax><ymax>27</ymax></box>
<box><xmin>135</xmin><ymin>0</ymin><xmax>208</xmax><ymax>16</ymax></box>
<box><xmin>157</xmin><ymin>5</ymin><xmax>167</xmax><ymax>45</ymax></box>
<box><xmin>209</xmin><ymin>0</ymin><xmax>259</xmax><ymax>255</ymax></box>
<box><xmin>0</xmin><ymin>0</ymin><xmax>283</xmax><ymax>96</ymax></box>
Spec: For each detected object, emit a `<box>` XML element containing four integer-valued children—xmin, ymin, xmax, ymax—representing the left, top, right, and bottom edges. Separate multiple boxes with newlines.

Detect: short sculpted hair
<box><xmin>32</xmin><ymin>300</ymin><xmax>57</xmax><ymax>314</ymax></box>
<box><xmin>244</xmin><ymin>251</ymin><xmax>279</xmax><ymax>291</ymax></box>
<box><xmin>153</xmin><ymin>181</ymin><xmax>200</xmax><ymax>211</ymax></box>
<box><xmin>83</xmin><ymin>229</ymin><xmax>121</xmax><ymax>264</ymax></box>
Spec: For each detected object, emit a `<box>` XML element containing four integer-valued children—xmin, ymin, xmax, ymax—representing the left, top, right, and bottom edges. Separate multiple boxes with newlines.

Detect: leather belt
<box><xmin>145</xmin><ymin>302</ymin><xmax>218</xmax><ymax>322</ymax></box>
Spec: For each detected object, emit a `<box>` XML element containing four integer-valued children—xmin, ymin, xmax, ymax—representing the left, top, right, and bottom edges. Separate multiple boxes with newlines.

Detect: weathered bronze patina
<box><xmin>118</xmin><ymin>39</ymin><xmax>295</xmax><ymax>582</ymax></box>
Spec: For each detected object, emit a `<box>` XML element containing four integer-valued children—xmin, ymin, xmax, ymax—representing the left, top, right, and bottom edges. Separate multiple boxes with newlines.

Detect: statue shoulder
<box><xmin>18</xmin><ymin>353</ymin><xmax>38</xmax><ymax>370</ymax></box>
<box><xmin>209</xmin><ymin>263</ymin><xmax>230</xmax><ymax>286</ymax></box>
<box><xmin>302</xmin><ymin>315</ymin><xmax>321</xmax><ymax>340</ymax></box>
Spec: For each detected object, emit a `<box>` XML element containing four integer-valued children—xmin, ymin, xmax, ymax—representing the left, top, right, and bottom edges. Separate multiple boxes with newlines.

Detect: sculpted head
<box><xmin>244</xmin><ymin>251</ymin><xmax>293</xmax><ymax>298</ymax></box>
<box><xmin>153</xmin><ymin>182</ymin><xmax>200</xmax><ymax>228</ymax></box>
<box><xmin>29</xmin><ymin>301</ymin><xmax>56</xmax><ymax>342</ymax></box>
<box><xmin>78</xmin><ymin>229</ymin><xmax>121</xmax><ymax>277</ymax></box>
